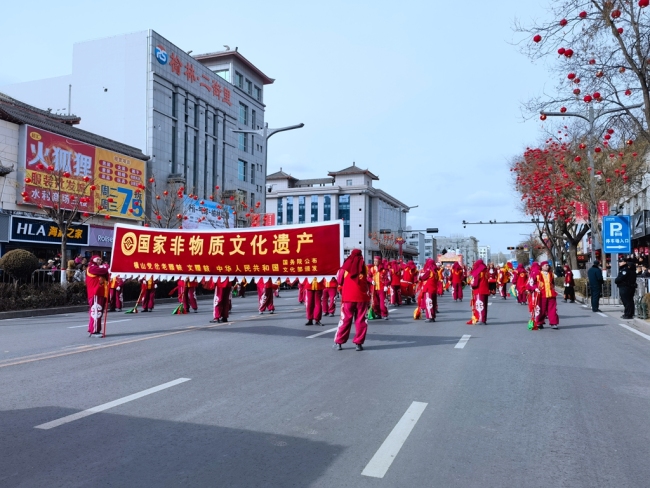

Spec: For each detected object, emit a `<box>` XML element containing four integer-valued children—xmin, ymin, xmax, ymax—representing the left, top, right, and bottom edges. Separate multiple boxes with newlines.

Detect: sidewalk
<box><xmin>570</xmin><ymin>291</ymin><xmax>650</xmax><ymax>337</ymax></box>
<box><xmin>0</xmin><ymin>295</ymin><xmax>214</xmax><ymax>322</ymax></box>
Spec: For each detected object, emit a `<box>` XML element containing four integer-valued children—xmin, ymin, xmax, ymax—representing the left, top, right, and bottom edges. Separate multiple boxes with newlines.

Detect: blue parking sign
<box><xmin>602</xmin><ymin>215</ymin><xmax>631</xmax><ymax>254</ymax></box>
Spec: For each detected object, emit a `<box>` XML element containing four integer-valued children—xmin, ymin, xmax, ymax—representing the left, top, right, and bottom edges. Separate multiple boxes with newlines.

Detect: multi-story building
<box><xmin>265</xmin><ymin>163</ymin><xmax>418</xmax><ymax>262</ymax></box>
<box><xmin>0</xmin><ymin>93</ymin><xmax>148</xmax><ymax>260</ymax></box>
<box><xmin>1</xmin><ymin>30</ymin><xmax>273</xmax><ymax>224</ymax></box>
<box><xmin>405</xmin><ymin>231</ymin><xmax>431</xmax><ymax>266</ymax></box>
<box><xmin>478</xmin><ymin>245</ymin><xmax>491</xmax><ymax>263</ymax></box>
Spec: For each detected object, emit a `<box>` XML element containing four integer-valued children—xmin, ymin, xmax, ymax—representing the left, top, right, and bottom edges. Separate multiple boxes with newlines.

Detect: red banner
<box><xmin>597</xmin><ymin>200</ymin><xmax>609</xmax><ymax>218</ymax></box>
<box><xmin>109</xmin><ymin>221</ymin><xmax>343</xmax><ymax>280</ymax></box>
<box><xmin>574</xmin><ymin>201</ymin><xmax>589</xmax><ymax>224</ymax></box>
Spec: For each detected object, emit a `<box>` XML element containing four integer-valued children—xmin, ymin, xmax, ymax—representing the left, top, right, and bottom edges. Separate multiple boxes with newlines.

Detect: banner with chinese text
<box><xmin>109</xmin><ymin>221</ymin><xmax>344</xmax><ymax>281</ymax></box>
<box><xmin>21</xmin><ymin>125</ymin><xmax>146</xmax><ymax>220</ymax></box>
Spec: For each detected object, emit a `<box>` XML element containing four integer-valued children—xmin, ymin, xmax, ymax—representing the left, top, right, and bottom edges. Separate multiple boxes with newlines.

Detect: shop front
<box><xmin>87</xmin><ymin>225</ymin><xmax>116</xmax><ymax>262</ymax></box>
<box><xmin>631</xmin><ymin>210</ymin><xmax>650</xmax><ymax>266</ymax></box>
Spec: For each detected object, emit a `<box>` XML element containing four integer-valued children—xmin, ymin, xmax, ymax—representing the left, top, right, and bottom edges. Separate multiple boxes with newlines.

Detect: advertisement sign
<box><xmin>10</xmin><ymin>216</ymin><xmax>88</xmax><ymax>245</ymax></box>
<box><xmin>88</xmin><ymin>226</ymin><xmax>115</xmax><ymax>248</ymax></box>
<box><xmin>574</xmin><ymin>201</ymin><xmax>589</xmax><ymax>224</ymax></box>
<box><xmin>21</xmin><ymin>126</ymin><xmax>146</xmax><ymax>220</ymax></box>
<box><xmin>182</xmin><ymin>196</ymin><xmax>235</xmax><ymax>229</ymax></box>
<box><xmin>632</xmin><ymin>211</ymin><xmax>646</xmax><ymax>239</ymax></box>
<box><xmin>597</xmin><ymin>200</ymin><xmax>610</xmax><ymax>219</ymax></box>
<box><xmin>110</xmin><ymin>221</ymin><xmax>344</xmax><ymax>280</ymax></box>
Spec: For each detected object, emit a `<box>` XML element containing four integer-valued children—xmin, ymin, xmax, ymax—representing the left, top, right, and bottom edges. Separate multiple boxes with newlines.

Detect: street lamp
<box><xmin>232</xmin><ymin>121</ymin><xmax>304</xmax><ymax>209</ymax></box>
<box><xmin>541</xmin><ymin>102</ymin><xmax>642</xmax><ymax>264</ymax></box>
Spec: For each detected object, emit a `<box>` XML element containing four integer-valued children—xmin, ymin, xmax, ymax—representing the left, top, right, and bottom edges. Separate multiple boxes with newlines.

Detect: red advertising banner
<box><xmin>110</xmin><ymin>221</ymin><xmax>344</xmax><ymax>280</ymax></box>
<box><xmin>597</xmin><ymin>200</ymin><xmax>609</xmax><ymax>218</ymax></box>
<box><xmin>263</xmin><ymin>213</ymin><xmax>276</xmax><ymax>226</ymax></box>
<box><xmin>574</xmin><ymin>201</ymin><xmax>589</xmax><ymax>224</ymax></box>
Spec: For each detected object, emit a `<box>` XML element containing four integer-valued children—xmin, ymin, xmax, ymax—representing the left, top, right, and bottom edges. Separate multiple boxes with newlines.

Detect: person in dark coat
<box><xmin>615</xmin><ymin>257</ymin><xmax>637</xmax><ymax>320</ymax></box>
<box><xmin>587</xmin><ymin>261</ymin><xmax>604</xmax><ymax>313</ymax></box>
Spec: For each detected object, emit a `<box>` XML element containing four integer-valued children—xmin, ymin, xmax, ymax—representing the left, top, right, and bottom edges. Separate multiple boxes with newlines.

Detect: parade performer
<box><xmin>259</xmin><ymin>278</ymin><xmax>276</xmax><ymax>314</ymax></box>
<box><xmin>497</xmin><ymin>264</ymin><xmax>511</xmax><ymax>299</ymax></box>
<box><xmin>515</xmin><ymin>264</ymin><xmax>528</xmax><ymax>305</ymax></box>
<box><xmin>563</xmin><ymin>264</ymin><xmax>575</xmax><ymax>303</ymax></box>
<box><xmin>140</xmin><ymin>277</ymin><xmax>156</xmax><ymax>312</ymax></box>
<box><xmin>187</xmin><ymin>279</ymin><xmax>199</xmax><ymax>312</ymax></box>
<box><xmin>298</xmin><ymin>278</ymin><xmax>306</xmax><ymax>304</ymax></box>
<box><xmin>535</xmin><ymin>261</ymin><xmax>559</xmax><ymax>329</ymax></box>
<box><xmin>274</xmin><ymin>278</ymin><xmax>282</xmax><ymax>298</ymax></box>
<box><xmin>487</xmin><ymin>262</ymin><xmax>498</xmax><ymax>295</ymax></box>
<box><xmin>451</xmin><ymin>261</ymin><xmax>465</xmax><ymax>301</ymax></box>
<box><xmin>527</xmin><ymin>262</ymin><xmax>541</xmax><ymax>330</ymax></box>
<box><xmin>467</xmin><ymin>259</ymin><xmax>489</xmax><ymax>325</ymax></box>
<box><xmin>169</xmin><ymin>278</ymin><xmax>189</xmax><ymax>314</ymax></box>
<box><xmin>305</xmin><ymin>277</ymin><xmax>325</xmax><ymax>326</ymax></box>
<box><xmin>86</xmin><ymin>256</ymin><xmax>109</xmax><ymax>336</ymax></box>
<box><xmin>209</xmin><ymin>277</ymin><xmax>232</xmax><ymax>323</ymax></box>
<box><xmin>443</xmin><ymin>265</ymin><xmax>452</xmax><ymax>293</ymax></box>
<box><xmin>418</xmin><ymin>259</ymin><xmax>438</xmax><ymax>322</ymax></box>
<box><xmin>322</xmin><ymin>276</ymin><xmax>338</xmax><ymax>316</ymax></box>
<box><xmin>333</xmin><ymin>249</ymin><xmax>370</xmax><ymax>351</ymax></box>
<box><xmin>401</xmin><ymin>260</ymin><xmax>417</xmax><ymax>305</ymax></box>
<box><xmin>238</xmin><ymin>277</ymin><xmax>247</xmax><ymax>298</ymax></box>
<box><xmin>390</xmin><ymin>261</ymin><xmax>402</xmax><ymax>305</ymax></box>
<box><xmin>370</xmin><ymin>257</ymin><xmax>390</xmax><ymax>320</ymax></box>
<box><xmin>108</xmin><ymin>274</ymin><xmax>124</xmax><ymax>312</ymax></box>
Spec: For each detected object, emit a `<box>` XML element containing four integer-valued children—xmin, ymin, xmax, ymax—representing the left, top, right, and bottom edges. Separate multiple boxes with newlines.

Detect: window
<box><xmin>252</xmin><ymin>110</ymin><xmax>256</xmax><ymax>130</ymax></box>
<box><xmin>213</xmin><ymin>69</ymin><xmax>230</xmax><ymax>82</ymax></box>
<box><xmin>246</xmin><ymin>79</ymin><xmax>252</xmax><ymax>95</ymax></box>
<box><xmin>311</xmin><ymin>195</ymin><xmax>318</xmax><ymax>222</ymax></box>
<box><xmin>239</xmin><ymin>103</ymin><xmax>248</xmax><ymax>125</ymax></box>
<box><xmin>254</xmin><ymin>86</ymin><xmax>262</xmax><ymax>101</ymax></box>
<box><xmin>238</xmin><ymin>133</ymin><xmax>248</xmax><ymax>152</ymax></box>
<box><xmin>238</xmin><ymin>160</ymin><xmax>247</xmax><ymax>182</ymax></box>
<box><xmin>251</xmin><ymin>192</ymin><xmax>255</xmax><ymax>208</ymax></box>
<box><xmin>251</xmin><ymin>164</ymin><xmax>256</xmax><ymax>185</ymax></box>
<box><xmin>286</xmin><ymin>196</ymin><xmax>294</xmax><ymax>224</ymax></box>
<box><xmin>324</xmin><ymin>195</ymin><xmax>331</xmax><ymax>221</ymax></box>
<box><xmin>235</xmin><ymin>71</ymin><xmax>244</xmax><ymax>88</ymax></box>
<box><xmin>298</xmin><ymin>196</ymin><xmax>306</xmax><ymax>223</ymax></box>
<box><xmin>277</xmin><ymin>197</ymin><xmax>283</xmax><ymax>225</ymax></box>
<box><xmin>338</xmin><ymin>195</ymin><xmax>350</xmax><ymax>237</ymax></box>
<box><xmin>346</xmin><ymin>179</ymin><xmax>353</xmax><ymax>186</ymax></box>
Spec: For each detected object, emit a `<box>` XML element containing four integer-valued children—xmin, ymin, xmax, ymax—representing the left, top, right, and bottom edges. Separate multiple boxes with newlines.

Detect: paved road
<box><xmin>1</xmin><ymin>291</ymin><xmax>649</xmax><ymax>487</ymax></box>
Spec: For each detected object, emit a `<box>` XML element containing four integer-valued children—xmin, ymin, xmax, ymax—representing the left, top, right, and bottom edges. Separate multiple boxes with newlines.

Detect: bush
<box><xmin>0</xmin><ymin>249</ymin><xmax>40</xmax><ymax>283</ymax></box>
<box><xmin>0</xmin><ymin>282</ymin><xmax>87</xmax><ymax>312</ymax></box>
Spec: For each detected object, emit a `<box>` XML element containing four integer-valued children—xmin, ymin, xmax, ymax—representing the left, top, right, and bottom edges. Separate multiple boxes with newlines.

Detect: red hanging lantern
<box><xmin>559</xmin><ymin>18</ymin><xmax>568</xmax><ymax>26</ymax></box>
<box><xmin>574</xmin><ymin>156</ymin><xmax>581</xmax><ymax>162</ymax></box>
<box><xmin>540</xmin><ymin>114</ymin><xmax>547</xmax><ymax>121</ymax></box>
<box><xmin>567</xmin><ymin>73</ymin><xmax>576</xmax><ymax>80</ymax></box>
<box><xmin>640</xmin><ymin>0</ymin><xmax>650</xmax><ymax>8</ymax></box>
<box><xmin>595</xmin><ymin>147</ymin><xmax>602</xmax><ymax>153</ymax></box>
<box><xmin>573</xmin><ymin>88</ymin><xmax>581</xmax><ymax>95</ymax></box>
<box><xmin>579</xmin><ymin>11</ymin><xmax>587</xmax><ymax>18</ymax></box>
<box><xmin>560</xmin><ymin>107</ymin><xmax>567</xmax><ymax>113</ymax></box>
<box><xmin>625</xmin><ymin>89</ymin><xmax>632</xmax><ymax>96</ymax></box>
<box><xmin>584</xmin><ymin>95</ymin><xmax>593</xmax><ymax>103</ymax></box>
<box><xmin>611</xmin><ymin>9</ymin><xmax>621</xmax><ymax>18</ymax></box>
<box><xmin>558</xmin><ymin>47</ymin><xmax>566</xmax><ymax>55</ymax></box>
<box><xmin>533</xmin><ymin>34</ymin><xmax>542</xmax><ymax>43</ymax></box>
<box><xmin>564</xmin><ymin>48</ymin><xmax>574</xmax><ymax>58</ymax></box>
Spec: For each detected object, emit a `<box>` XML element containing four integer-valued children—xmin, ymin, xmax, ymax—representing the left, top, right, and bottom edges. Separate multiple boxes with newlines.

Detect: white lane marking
<box><xmin>68</xmin><ymin>319</ymin><xmax>131</xmax><ymax>329</ymax></box>
<box><xmin>34</xmin><ymin>378</ymin><xmax>191</xmax><ymax>430</ymax></box>
<box><xmin>361</xmin><ymin>401</ymin><xmax>428</xmax><ymax>478</ymax></box>
<box><xmin>454</xmin><ymin>335</ymin><xmax>471</xmax><ymax>349</ymax></box>
<box><xmin>597</xmin><ymin>312</ymin><xmax>607</xmax><ymax>317</ymax></box>
<box><xmin>618</xmin><ymin>323</ymin><xmax>650</xmax><ymax>342</ymax></box>
<box><xmin>582</xmin><ymin>305</ymin><xmax>589</xmax><ymax>308</ymax></box>
<box><xmin>306</xmin><ymin>327</ymin><xmax>338</xmax><ymax>339</ymax></box>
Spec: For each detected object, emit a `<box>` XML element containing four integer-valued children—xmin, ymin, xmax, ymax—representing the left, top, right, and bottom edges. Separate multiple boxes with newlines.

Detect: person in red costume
<box><xmin>210</xmin><ymin>277</ymin><xmax>232</xmax><ymax>323</ymax></box>
<box><xmin>86</xmin><ymin>256</ymin><xmax>109</xmax><ymax>336</ymax></box>
<box><xmin>515</xmin><ymin>263</ymin><xmax>529</xmax><ymax>305</ymax></box>
<box><xmin>297</xmin><ymin>278</ymin><xmax>306</xmax><ymax>304</ymax></box>
<box><xmin>487</xmin><ymin>262</ymin><xmax>498</xmax><ymax>295</ymax></box>
<box><xmin>467</xmin><ymin>259</ymin><xmax>490</xmax><ymax>325</ymax></box>
<box><xmin>389</xmin><ymin>261</ymin><xmax>402</xmax><ymax>305</ymax></box>
<box><xmin>108</xmin><ymin>274</ymin><xmax>124</xmax><ymax>312</ymax></box>
<box><xmin>535</xmin><ymin>261</ymin><xmax>559</xmax><ymax>329</ymax></box>
<box><xmin>497</xmin><ymin>264</ymin><xmax>511</xmax><ymax>299</ymax></box>
<box><xmin>333</xmin><ymin>249</ymin><xmax>371</xmax><ymax>351</ymax></box>
<box><xmin>258</xmin><ymin>278</ymin><xmax>276</xmax><ymax>314</ymax></box>
<box><xmin>322</xmin><ymin>276</ymin><xmax>338</xmax><ymax>316</ymax></box>
<box><xmin>418</xmin><ymin>259</ymin><xmax>438</xmax><ymax>322</ymax></box>
<box><xmin>140</xmin><ymin>277</ymin><xmax>156</xmax><ymax>312</ymax></box>
<box><xmin>369</xmin><ymin>257</ymin><xmax>390</xmax><ymax>320</ymax></box>
<box><xmin>526</xmin><ymin>262</ymin><xmax>541</xmax><ymax>330</ymax></box>
<box><xmin>401</xmin><ymin>261</ymin><xmax>417</xmax><ymax>305</ymax></box>
<box><xmin>563</xmin><ymin>264</ymin><xmax>575</xmax><ymax>303</ymax></box>
<box><xmin>187</xmin><ymin>279</ymin><xmax>199</xmax><ymax>312</ymax></box>
<box><xmin>451</xmin><ymin>261</ymin><xmax>465</xmax><ymax>301</ymax></box>
<box><xmin>305</xmin><ymin>277</ymin><xmax>325</xmax><ymax>326</ymax></box>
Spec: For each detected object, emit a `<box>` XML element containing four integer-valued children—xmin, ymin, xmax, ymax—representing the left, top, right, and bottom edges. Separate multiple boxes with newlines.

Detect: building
<box><xmin>478</xmin><ymin>245</ymin><xmax>491</xmax><ymax>263</ymax></box>
<box><xmin>265</xmin><ymin>163</ymin><xmax>418</xmax><ymax>262</ymax></box>
<box><xmin>0</xmin><ymin>92</ymin><xmax>148</xmax><ymax>260</ymax></box>
<box><xmin>1</xmin><ymin>30</ymin><xmax>272</xmax><ymax>224</ymax></box>
<box><xmin>405</xmin><ymin>231</ymin><xmax>430</xmax><ymax>266</ymax></box>
<box><xmin>435</xmin><ymin>235</ymin><xmax>479</xmax><ymax>265</ymax></box>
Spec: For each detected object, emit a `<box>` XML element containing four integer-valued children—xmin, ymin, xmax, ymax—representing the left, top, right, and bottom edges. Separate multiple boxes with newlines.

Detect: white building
<box><xmin>478</xmin><ymin>245</ymin><xmax>491</xmax><ymax>263</ymax></box>
<box><xmin>265</xmin><ymin>163</ymin><xmax>418</xmax><ymax>262</ymax></box>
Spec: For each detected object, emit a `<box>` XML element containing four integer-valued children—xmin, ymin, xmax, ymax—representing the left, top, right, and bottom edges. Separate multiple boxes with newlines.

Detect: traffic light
<box><xmin>507</xmin><ymin>246</ymin><xmax>515</xmax><ymax>250</ymax></box>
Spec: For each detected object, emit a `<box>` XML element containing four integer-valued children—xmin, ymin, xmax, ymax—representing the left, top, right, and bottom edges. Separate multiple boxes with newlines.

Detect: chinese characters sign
<box><xmin>183</xmin><ymin>196</ymin><xmax>235</xmax><ymax>230</ymax></box>
<box><xmin>110</xmin><ymin>221</ymin><xmax>344</xmax><ymax>280</ymax></box>
<box><xmin>10</xmin><ymin>216</ymin><xmax>88</xmax><ymax>245</ymax></box>
<box><xmin>21</xmin><ymin>126</ymin><xmax>146</xmax><ymax>220</ymax></box>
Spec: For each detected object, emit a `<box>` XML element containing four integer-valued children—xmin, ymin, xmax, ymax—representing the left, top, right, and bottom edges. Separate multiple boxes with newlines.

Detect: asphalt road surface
<box><xmin>1</xmin><ymin>290</ymin><xmax>649</xmax><ymax>487</ymax></box>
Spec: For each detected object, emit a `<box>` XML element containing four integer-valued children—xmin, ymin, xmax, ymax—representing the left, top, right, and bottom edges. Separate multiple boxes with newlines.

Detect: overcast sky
<box><xmin>0</xmin><ymin>0</ymin><xmax>557</xmax><ymax>254</ymax></box>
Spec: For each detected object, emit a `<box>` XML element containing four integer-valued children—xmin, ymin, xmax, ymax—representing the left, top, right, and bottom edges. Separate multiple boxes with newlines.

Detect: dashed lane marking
<box><xmin>34</xmin><ymin>378</ymin><xmax>191</xmax><ymax>429</ymax></box>
<box><xmin>361</xmin><ymin>401</ymin><xmax>428</xmax><ymax>478</ymax></box>
<box><xmin>454</xmin><ymin>335</ymin><xmax>471</xmax><ymax>349</ymax></box>
<box><xmin>597</xmin><ymin>312</ymin><xmax>607</xmax><ymax>317</ymax></box>
<box><xmin>306</xmin><ymin>327</ymin><xmax>338</xmax><ymax>339</ymax></box>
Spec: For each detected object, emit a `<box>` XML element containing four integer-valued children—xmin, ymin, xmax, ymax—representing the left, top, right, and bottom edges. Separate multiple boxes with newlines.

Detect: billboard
<box><xmin>110</xmin><ymin>221</ymin><xmax>344</xmax><ymax>281</ymax></box>
<box><xmin>182</xmin><ymin>196</ymin><xmax>235</xmax><ymax>229</ymax></box>
<box><xmin>21</xmin><ymin>125</ymin><xmax>146</xmax><ymax>220</ymax></box>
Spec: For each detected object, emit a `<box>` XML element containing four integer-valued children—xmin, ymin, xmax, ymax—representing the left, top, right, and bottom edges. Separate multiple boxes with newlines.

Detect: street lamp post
<box><xmin>232</xmin><ymin>122</ymin><xmax>304</xmax><ymax>219</ymax></box>
<box><xmin>541</xmin><ymin>103</ymin><xmax>642</xmax><ymax>264</ymax></box>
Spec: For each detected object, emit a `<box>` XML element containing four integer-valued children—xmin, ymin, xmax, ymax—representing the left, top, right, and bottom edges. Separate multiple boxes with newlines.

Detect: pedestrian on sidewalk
<box><xmin>333</xmin><ymin>249</ymin><xmax>370</xmax><ymax>351</ymax></box>
<box><xmin>588</xmin><ymin>261</ymin><xmax>604</xmax><ymax>312</ymax></box>
<box><xmin>615</xmin><ymin>256</ymin><xmax>637</xmax><ymax>320</ymax></box>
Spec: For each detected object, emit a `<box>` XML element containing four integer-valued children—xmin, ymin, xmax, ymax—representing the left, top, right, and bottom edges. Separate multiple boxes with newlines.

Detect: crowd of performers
<box><xmin>84</xmin><ymin>251</ymin><xmax>567</xmax><ymax>340</ymax></box>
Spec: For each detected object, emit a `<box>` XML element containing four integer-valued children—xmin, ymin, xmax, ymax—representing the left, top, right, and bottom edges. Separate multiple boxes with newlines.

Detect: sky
<box><xmin>0</xmin><ymin>0</ymin><xmax>557</xmax><ymax>254</ymax></box>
